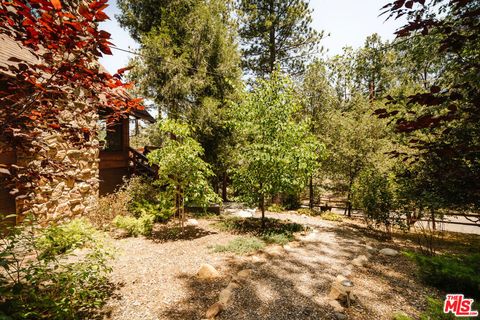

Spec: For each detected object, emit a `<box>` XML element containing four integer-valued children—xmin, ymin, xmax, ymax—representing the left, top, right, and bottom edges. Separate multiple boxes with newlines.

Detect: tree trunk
<box><xmin>309</xmin><ymin>175</ymin><xmax>314</xmax><ymax>210</ymax></box>
<box><xmin>268</xmin><ymin>0</ymin><xmax>276</xmax><ymax>74</ymax></box>
<box><xmin>222</xmin><ymin>172</ymin><xmax>228</xmax><ymax>202</ymax></box>
<box><xmin>260</xmin><ymin>194</ymin><xmax>265</xmax><ymax>229</ymax></box>
<box><xmin>430</xmin><ymin>209</ymin><xmax>436</xmax><ymax>231</ymax></box>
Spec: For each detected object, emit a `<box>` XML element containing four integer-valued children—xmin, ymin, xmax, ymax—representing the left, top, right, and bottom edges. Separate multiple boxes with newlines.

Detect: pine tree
<box><xmin>238</xmin><ymin>0</ymin><xmax>322</xmax><ymax>77</ymax></box>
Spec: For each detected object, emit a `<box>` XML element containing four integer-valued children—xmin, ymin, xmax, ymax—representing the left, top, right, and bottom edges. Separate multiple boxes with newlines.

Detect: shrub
<box><xmin>320</xmin><ymin>212</ymin><xmax>343</xmax><ymax>222</ymax></box>
<box><xmin>282</xmin><ymin>192</ymin><xmax>301</xmax><ymax>210</ymax></box>
<box><xmin>36</xmin><ymin>218</ymin><xmax>98</xmax><ymax>259</ymax></box>
<box><xmin>267</xmin><ymin>204</ymin><xmax>284</xmax><ymax>212</ymax></box>
<box><xmin>420</xmin><ymin>297</ymin><xmax>455</xmax><ymax>320</ymax></box>
<box><xmin>130</xmin><ymin>199</ymin><xmax>174</xmax><ymax>222</ymax></box>
<box><xmin>113</xmin><ymin>214</ymin><xmax>154</xmax><ymax>237</ymax></box>
<box><xmin>405</xmin><ymin>251</ymin><xmax>480</xmax><ymax>299</ymax></box>
<box><xmin>212</xmin><ymin>237</ymin><xmax>265</xmax><ymax>254</ymax></box>
<box><xmin>88</xmin><ymin>190</ymin><xmax>131</xmax><ymax>230</ymax></box>
<box><xmin>297</xmin><ymin>208</ymin><xmax>316</xmax><ymax>216</ymax></box>
<box><xmin>0</xmin><ymin>217</ymin><xmax>113</xmax><ymax>319</ymax></box>
<box><xmin>214</xmin><ymin>216</ymin><xmax>304</xmax><ymax>239</ymax></box>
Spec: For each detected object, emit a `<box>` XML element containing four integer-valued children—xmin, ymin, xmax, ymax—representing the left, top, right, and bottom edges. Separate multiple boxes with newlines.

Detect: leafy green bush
<box><xmin>215</xmin><ymin>216</ymin><xmax>304</xmax><ymax>237</ymax></box>
<box><xmin>88</xmin><ymin>190</ymin><xmax>132</xmax><ymax>230</ymax></box>
<box><xmin>282</xmin><ymin>192</ymin><xmax>301</xmax><ymax>210</ymax></box>
<box><xmin>113</xmin><ymin>213</ymin><xmax>154</xmax><ymax>237</ymax></box>
<box><xmin>0</xmin><ymin>217</ymin><xmax>112</xmax><ymax>319</ymax></box>
<box><xmin>131</xmin><ymin>200</ymin><xmax>174</xmax><ymax>222</ymax></box>
<box><xmin>297</xmin><ymin>208</ymin><xmax>316</xmax><ymax>216</ymax></box>
<box><xmin>36</xmin><ymin>218</ymin><xmax>98</xmax><ymax>259</ymax></box>
<box><xmin>320</xmin><ymin>212</ymin><xmax>343</xmax><ymax>222</ymax></box>
<box><xmin>405</xmin><ymin>251</ymin><xmax>480</xmax><ymax>298</ymax></box>
<box><xmin>267</xmin><ymin>204</ymin><xmax>284</xmax><ymax>212</ymax></box>
<box><xmin>212</xmin><ymin>237</ymin><xmax>265</xmax><ymax>254</ymax></box>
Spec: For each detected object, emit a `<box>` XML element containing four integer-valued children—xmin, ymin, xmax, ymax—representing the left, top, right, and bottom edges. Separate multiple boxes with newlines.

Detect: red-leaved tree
<box><xmin>0</xmin><ymin>0</ymin><xmax>143</xmax><ymax>217</ymax></box>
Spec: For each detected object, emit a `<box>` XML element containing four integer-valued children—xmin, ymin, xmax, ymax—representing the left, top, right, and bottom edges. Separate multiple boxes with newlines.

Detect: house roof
<box><xmin>0</xmin><ymin>35</ymin><xmax>155</xmax><ymax>123</ymax></box>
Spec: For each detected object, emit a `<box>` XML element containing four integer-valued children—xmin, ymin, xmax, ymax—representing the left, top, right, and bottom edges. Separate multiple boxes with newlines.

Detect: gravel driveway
<box><xmin>102</xmin><ymin>213</ymin><xmax>433</xmax><ymax>320</ymax></box>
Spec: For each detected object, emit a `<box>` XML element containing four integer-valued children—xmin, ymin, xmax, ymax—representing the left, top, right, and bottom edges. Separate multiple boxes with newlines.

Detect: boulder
<box><xmin>197</xmin><ymin>264</ymin><xmax>220</xmax><ymax>280</ymax></box>
<box><xmin>379</xmin><ymin>248</ymin><xmax>399</xmax><ymax>256</ymax></box>
<box><xmin>218</xmin><ymin>288</ymin><xmax>232</xmax><ymax>305</ymax></box>
<box><xmin>237</xmin><ymin>269</ymin><xmax>253</xmax><ymax>279</ymax></box>
<box><xmin>205</xmin><ymin>302</ymin><xmax>223</xmax><ymax>318</ymax></box>
<box><xmin>334</xmin><ymin>312</ymin><xmax>348</xmax><ymax>320</ymax></box>
<box><xmin>186</xmin><ymin>219</ymin><xmax>199</xmax><ymax>226</ymax></box>
<box><xmin>235</xmin><ymin>208</ymin><xmax>255</xmax><ymax>218</ymax></box>
<box><xmin>352</xmin><ymin>255</ymin><xmax>369</xmax><ymax>267</ymax></box>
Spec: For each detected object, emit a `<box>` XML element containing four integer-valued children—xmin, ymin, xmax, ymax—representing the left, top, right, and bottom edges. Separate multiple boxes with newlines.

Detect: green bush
<box><xmin>282</xmin><ymin>192</ymin><xmax>301</xmax><ymax>210</ymax></box>
<box><xmin>36</xmin><ymin>218</ymin><xmax>98</xmax><ymax>259</ymax></box>
<box><xmin>320</xmin><ymin>212</ymin><xmax>343</xmax><ymax>222</ymax></box>
<box><xmin>405</xmin><ymin>251</ymin><xmax>480</xmax><ymax>299</ymax></box>
<box><xmin>212</xmin><ymin>237</ymin><xmax>265</xmax><ymax>254</ymax></box>
<box><xmin>297</xmin><ymin>208</ymin><xmax>316</xmax><ymax>216</ymax></box>
<box><xmin>215</xmin><ymin>216</ymin><xmax>304</xmax><ymax>237</ymax></box>
<box><xmin>0</xmin><ymin>217</ymin><xmax>112</xmax><ymax>319</ymax></box>
<box><xmin>113</xmin><ymin>213</ymin><xmax>154</xmax><ymax>237</ymax></box>
<box><xmin>130</xmin><ymin>199</ymin><xmax>174</xmax><ymax>222</ymax></box>
<box><xmin>420</xmin><ymin>297</ymin><xmax>456</xmax><ymax>320</ymax></box>
<box><xmin>267</xmin><ymin>204</ymin><xmax>284</xmax><ymax>212</ymax></box>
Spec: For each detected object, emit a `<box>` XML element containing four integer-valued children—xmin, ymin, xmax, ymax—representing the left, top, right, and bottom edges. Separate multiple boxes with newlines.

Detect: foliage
<box><xmin>212</xmin><ymin>236</ymin><xmax>265</xmax><ymax>254</ymax></box>
<box><xmin>147</xmin><ymin>119</ymin><xmax>221</xmax><ymax>227</ymax></box>
<box><xmin>261</xmin><ymin>233</ymin><xmax>292</xmax><ymax>246</ymax></box>
<box><xmin>237</xmin><ymin>0</ymin><xmax>322</xmax><ymax>77</ymax></box>
<box><xmin>353</xmin><ymin>168</ymin><xmax>396</xmax><ymax>232</ymax></box>
<box><xmin>36</xmin><ymin>218</ymin><xmax>99</xmax><ymax>259</ymax></box>
<box><xmin>405</xmin><ymin>251</ymin><xmax>480</xmax><ymax>299</ymax></box>
<box><xmin>319</xmin><ymin>212</ymin><xmax>343</xmax><ymax>222</ymax></box>
<box><xmin>379</xmin><ymin>0</ymin><xmax>480</xmax><ymax>210</ymax></box>
<box><xmin>267</xmin><ymin>204</ymin><xmax>284</xmax><ymax>213</ymax></box>
<box><xmin>232</xmin><ymin>71</ymin><xmax>322</xmax><ymax>223</ymax></box>
<box><xmin>0</xmin><ymin>217</ymin><xmax>112</xmax><ymax>319</ymax></box>
<box><xmin>88</xmin><ymin>190</ymin><xmax>132</xmax><ymax>230</ymax></box>
<box><xmin>0</xmin><ymin>0</ymin><xmax>143</xmax><ymax>208</ymax></box>
<box><xmin>296</xmin><ymin>208</ymin><xmax>317</xmax><ymax>216</ymax></box>
<box><xmin>282</xmin><ymin>192</ymin><xmax>302</xmax><ymax>210</ymax></box>
<box><xmin>113</xmin><ymin>213</ymin><xmax>155</xmax><ymax>237</ymax></box>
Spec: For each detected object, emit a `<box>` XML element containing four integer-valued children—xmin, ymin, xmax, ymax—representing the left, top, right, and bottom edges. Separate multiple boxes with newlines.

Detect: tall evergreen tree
<box><xmin>237</xmin><ymin>0</ymin><xmax>322</xmax><ymax>77</ymax></box>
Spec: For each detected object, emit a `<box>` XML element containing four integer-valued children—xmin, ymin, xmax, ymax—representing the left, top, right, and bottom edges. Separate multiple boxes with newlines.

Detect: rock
<box><xmin>237</xmin><ymin>269</ymin><xmax>252</xmax><ymax>279</ymax></box>
<box><xmin>328</xmin><ymin>299</ymin><xmax>344</xmax><ymax>313</ymax></box>
<box><xmin>197</xmin><ymin>264</ymin><xmax>220</xmax><ymax>280</ymax></box>
<box><xmin>205</xmin><ymin>302</ymin><xmax>223</xmax><ymax>318</ymax></box>
<box><xmin>251</xmin><ymin>255</ymin><xmax>266</xmax><ymax>263</ymax></box>
<box><xmin>264</xmin><ymin>245</ymin><xmax>284</xmax><ymax>256</ymax></box>
<box><xmin>334</xmin><ymin>312</ymin><xmax>348</xmax><ymax>320</ymax></box>
<box><xmin>186</xmin><ymin>219</ymin><xmax>199</xmax><ymax>226</ymax></box>
<box><xmin>226</xmin><ymin>282</ymin><xmax>240</xmax><ymax>291</ymax></box>
<box><xmin>352</xmin><ymin>254</ymin><xmax>369</xmax><ymax>267</ymax></box>
<box><xmin>379</xmin><ymin>248</ymin><xmax>399</xmax><ymax>256</ymax></box>
<box><xmin>235</xmin><ymin>208</ymin><xmax>255</xmax><ymax>218</ymax></box>
<box><xmin>218</xmin><ymin>288</ymin><xmax>232</xmax><ymax>305</ymax></box>
<box><xmin>365</xmin><ymin>245</ymin><xmax>377</xmax><ymax>254</ymax></box>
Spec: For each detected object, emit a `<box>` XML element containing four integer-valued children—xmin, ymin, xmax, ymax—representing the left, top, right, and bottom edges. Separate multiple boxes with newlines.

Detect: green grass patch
<box><xmin>405</xmin><ymin>251</ymin><xmax>480</xmax><ymax>299</ymax></box>
<box><xmin>212</xmin><ymin>237</ymin><xmax>265</xmax><ymax>254</ymax></box>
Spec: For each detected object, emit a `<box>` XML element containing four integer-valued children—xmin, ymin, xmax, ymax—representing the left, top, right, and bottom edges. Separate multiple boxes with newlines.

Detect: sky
<box><xmin>99</xmin><ymin>0</ymin><xmax>407</xmax><ymax>74</ymax></box>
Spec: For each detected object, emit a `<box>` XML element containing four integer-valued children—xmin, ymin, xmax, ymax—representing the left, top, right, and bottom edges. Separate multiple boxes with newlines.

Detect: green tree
<box><xmin>237</xmin><ymin>0</ymin><xmax>322</xmax><ymax>77</ymax></box>
<box><xmin>147</xmin><ymin>120</ymin><xmax>220</xmax><ymax>228</ymax></box>
<box><xmin>301</xmin><ymin>59</ymin><xmax>336</xmax><ymax>208</ymax></box>
<box><xmin>232</xmin><ymin>71</ymin><xmax>323</xmax><ymax>225</ymax></box>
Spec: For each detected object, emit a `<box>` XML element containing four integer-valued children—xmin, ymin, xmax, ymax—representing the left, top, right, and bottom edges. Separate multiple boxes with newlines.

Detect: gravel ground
<box><xmin>101</xmin><ymin>212</ymin><xmax>438</xmax><ymax>320</ymax></box>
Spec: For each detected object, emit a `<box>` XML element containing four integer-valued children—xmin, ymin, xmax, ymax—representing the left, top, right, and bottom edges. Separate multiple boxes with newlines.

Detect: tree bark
<box><xmin>260</xmin><ymin>194</ymin><xmax>265</xmax><ymax>229</ymax></box>
<box><xmin>222</xmin><ymin>172</ymin><xmax>228</xmax><ymax>202</ymax></box>
<box><xmin>309</xmin><ymin>175</ymin><xmax>314</xmax><ymax>209</ymax></box>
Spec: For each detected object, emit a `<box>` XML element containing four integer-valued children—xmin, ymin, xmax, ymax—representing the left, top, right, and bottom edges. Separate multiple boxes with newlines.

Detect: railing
<box><xmin>128</xmin><ymin>147</ymin><xmax>157</xmax><ymax>178</ymax></box>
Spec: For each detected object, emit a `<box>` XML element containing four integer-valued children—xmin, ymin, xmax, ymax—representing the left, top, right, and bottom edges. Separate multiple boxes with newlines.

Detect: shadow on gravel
<box><xmin>150</xmin><ymin>224</ymin><xmax>217</xmax><ymax>243</ymax></box>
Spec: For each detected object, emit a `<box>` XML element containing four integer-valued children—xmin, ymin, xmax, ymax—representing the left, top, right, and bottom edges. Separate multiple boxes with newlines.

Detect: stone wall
<box><xmin>1</xmin><ymin>98</ymin><xmax>101</xmax><ymax>223</ymax></box>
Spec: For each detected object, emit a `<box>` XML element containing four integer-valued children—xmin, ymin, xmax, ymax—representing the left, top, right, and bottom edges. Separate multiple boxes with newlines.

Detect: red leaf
<box><xmin>51</xmin><ymin>0</ymin><xmax>62</xmax><ymax>10</ymax></box>
<box><xmin>95</xmin><ymin>10</ymin><xmax>109</xmax><ymax>21</ymax></box>
<box><xmin>116</xmin><ymin>66</ymin><xmax>133</xmax><ymax>75</ymax></box>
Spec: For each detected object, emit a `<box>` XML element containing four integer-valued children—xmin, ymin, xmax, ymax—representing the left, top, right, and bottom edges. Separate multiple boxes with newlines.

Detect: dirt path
<box><xmin>103</xmin><ymin>214</ymin><xmax>433</xmax><ymax>320</ymax></box>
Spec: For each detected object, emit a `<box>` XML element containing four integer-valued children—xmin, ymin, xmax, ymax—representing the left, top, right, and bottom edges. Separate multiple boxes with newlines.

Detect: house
<box><xmin>0</xmin><ymin>35</ymin><xmax>155</xmax><ymax>223</ymax></box>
